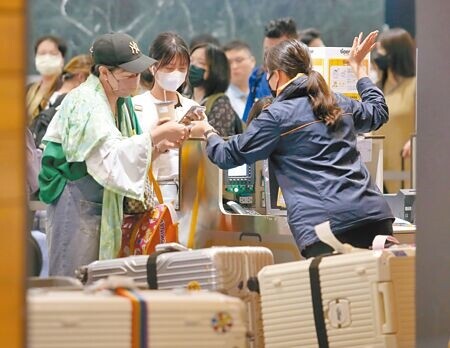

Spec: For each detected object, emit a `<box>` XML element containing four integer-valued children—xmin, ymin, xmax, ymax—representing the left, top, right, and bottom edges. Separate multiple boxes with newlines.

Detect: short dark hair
<box><xmin>189</xmin><ymin>33</ymin><xmax>220</xmax><ymax>51</ymax></box>
<box><xmin>299</xmin><ymin>28</ymin><xmax>322</xmax><ymax>46</ymax></box>
<box><xmin>34</xmin><ymin>35</ymin><xmax>68</xmax><ymax>57</ymax></box>
<box><xmin>222</xmin><ymin>40</ymin><xmax>252</xmax><ymax>54</ymax></box>
<box><xmin>264</xmin><ymin>17</ymin><xmax>298</xmax><ymax>39</ymax></box>
<box><xmin>142</xmin><ymin>32</ymin><xmax>190</xmax><ymax>89</ymax></box>
<box><xmin>191</xmin><ymin>43</ymin><xmax>230</xmax><ymax>97</ymax></box>
<box><xmin>150</xmin><ymin>32</ymin><xmax>190</xmax><ymax>69</ymax></box>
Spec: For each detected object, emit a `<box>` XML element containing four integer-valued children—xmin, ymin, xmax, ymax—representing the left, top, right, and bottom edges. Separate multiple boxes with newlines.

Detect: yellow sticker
<box><xmin>187</xmin><ymin>281</ymin><xmax>201</xmax><ymax>291</ymax></box>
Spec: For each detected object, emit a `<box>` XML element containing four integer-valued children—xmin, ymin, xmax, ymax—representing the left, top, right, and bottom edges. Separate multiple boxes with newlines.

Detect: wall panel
<box><xmin>0</xmin><ymin>1</ymin><xmax>26</xmax><ymax>348</ymax></box>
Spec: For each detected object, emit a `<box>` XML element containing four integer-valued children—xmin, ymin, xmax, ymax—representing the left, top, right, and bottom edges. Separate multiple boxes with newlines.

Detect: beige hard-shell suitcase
<box><xmin>28</xmin><ymin>289</ymin><xmax>248</xmax><ymax>348</ymax></box>
<box><xmin>258</xmin><ymin>245</ymin><xmax>415</xmax><ymax>348</ymax></box>
<box><xmin>77</xmin><ymin>246</ymin><xmax>274</xmax><ymax>348</ymax></box>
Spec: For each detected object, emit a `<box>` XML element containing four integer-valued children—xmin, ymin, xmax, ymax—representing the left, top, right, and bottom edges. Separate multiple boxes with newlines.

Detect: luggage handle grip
<box><xmin>239</xmin><ymin>232</ymin><xmax>262</xmax><ymax>242</ymax></box>
<box><xmin>378</xmin><ymin>282</ymin><xmax>397</xmax><ymax>334</ymax></box>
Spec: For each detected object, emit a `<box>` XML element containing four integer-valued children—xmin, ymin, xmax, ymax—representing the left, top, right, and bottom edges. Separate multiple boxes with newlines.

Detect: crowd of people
<box><xmin>25</xmin><ymin>17</ymin><xmax>416</xmax><ymax>276</ymax></box>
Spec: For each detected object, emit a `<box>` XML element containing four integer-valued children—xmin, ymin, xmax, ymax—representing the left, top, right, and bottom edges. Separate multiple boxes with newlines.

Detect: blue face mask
<box><xmin>188</xmin><ymin>65</ymin><xmax>205</xmax><ymax>87</ymax></box>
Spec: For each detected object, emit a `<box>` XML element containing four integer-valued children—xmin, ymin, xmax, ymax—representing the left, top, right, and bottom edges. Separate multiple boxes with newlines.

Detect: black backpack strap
<box><xmin>309</xmin><ymin>254</ymin><xmax>329</xmax><ymax>348</ymax></box>
<box><xmin>51</xmin><ymin>93</ymin><xmax>67</xmax><ymax>108</ymax></box>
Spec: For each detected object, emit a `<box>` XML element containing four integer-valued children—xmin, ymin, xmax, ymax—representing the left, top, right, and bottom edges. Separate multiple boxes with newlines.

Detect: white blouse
<box><xmin>132</xmin><ymin>91</ymin><xmax>199</xmax><ymax>181</ymax></box>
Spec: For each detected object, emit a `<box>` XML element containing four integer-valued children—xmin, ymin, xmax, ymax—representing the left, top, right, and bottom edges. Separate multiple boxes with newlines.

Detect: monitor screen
<box><xmin>227</xmin><ymin>164</ymin><xmax>248</xmax><ymax>178</ymax></box>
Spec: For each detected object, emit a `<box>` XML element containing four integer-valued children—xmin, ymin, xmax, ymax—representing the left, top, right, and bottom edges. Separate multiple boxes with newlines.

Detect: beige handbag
<box><xmin>123</xmin><ymin>167</ymin><xmax>157</xmax><ymax>215</ymax></box>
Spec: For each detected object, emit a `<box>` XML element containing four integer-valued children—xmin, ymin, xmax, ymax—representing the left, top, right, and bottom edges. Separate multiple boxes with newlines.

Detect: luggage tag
<box><xmin>372</xmin><ymin>235</ymin><xmax>415</xmax><ymax>258</ymax></box>
<box><xmin>371</xmin><ymin>235</ymin><xmax>400</xmax><ymax>250</ymax></box>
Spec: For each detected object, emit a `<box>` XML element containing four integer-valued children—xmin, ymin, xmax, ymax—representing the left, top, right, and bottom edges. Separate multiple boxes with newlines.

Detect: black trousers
<box><xmin>301</xmin><ymin>218</ymin><xmax>394</xmax><ymax>259</ymax></box>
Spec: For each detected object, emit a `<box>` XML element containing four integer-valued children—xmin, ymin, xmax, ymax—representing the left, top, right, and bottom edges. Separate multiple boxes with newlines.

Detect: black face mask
<box><xmin>189</xmin><ymin>65</ymin><xmax>205</xmax><ymax>87</ymax></box>
<box><xmin>374</xmin><ymin>53</ymin><xmax>389</xmax><ymax>71</ymax></box>
<box><xmin>268</xmin><ymin>72</ymin><xmax>278</xmax><ymax>97</ymax></box>
<box><xmin>270</xmin><ymin>88</ymin><xmax>277</xmax><ymax>98</ymax></box>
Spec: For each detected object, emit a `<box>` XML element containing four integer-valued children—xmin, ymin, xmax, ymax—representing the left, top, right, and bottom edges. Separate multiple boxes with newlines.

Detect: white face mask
<box><xmin>155</xmin><ymin>70</ymin><xmax>186</xmax><ymax>92</ymax></box>
<box><xmin>35</xmin><ymin>54</ymin><xmax>63</xmax><ymax>76</ymax></box>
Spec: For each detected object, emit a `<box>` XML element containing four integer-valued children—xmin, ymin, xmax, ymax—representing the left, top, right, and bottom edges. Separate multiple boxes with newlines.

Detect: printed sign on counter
<box><xmin>310</xmin><ymin>47</ymin><xmax>370</xmax><ymax>100</ymax></box>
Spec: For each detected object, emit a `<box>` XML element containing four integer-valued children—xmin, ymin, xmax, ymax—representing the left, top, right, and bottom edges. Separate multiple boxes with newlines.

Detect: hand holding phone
<box><xmin>179</xmin><ymin>105</ymin><xmax>206</xmax><ymax>125</ymax></box>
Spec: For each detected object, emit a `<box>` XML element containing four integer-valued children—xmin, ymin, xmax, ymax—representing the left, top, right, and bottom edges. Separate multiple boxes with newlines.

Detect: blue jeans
<box><xmin>46</xmin><ymin>175</ymin><xmax>103</xmax><ymax>276</ymax></box>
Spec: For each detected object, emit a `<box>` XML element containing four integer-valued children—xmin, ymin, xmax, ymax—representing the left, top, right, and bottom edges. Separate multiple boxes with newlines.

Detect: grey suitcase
<box><xmin>77</xmin><ymin>246</ymin><xmax>273</xmax><ymax>348</ymax></box>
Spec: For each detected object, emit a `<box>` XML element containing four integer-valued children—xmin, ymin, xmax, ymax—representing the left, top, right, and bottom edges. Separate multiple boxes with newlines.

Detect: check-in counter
<box><xmin>178</xmin><ymin>139</ymin><xmax>301</xmax><ymax>263</ymax></box>
<box><xmin>178</xmin><ymin>138</ymin><xmax>415</xmax><ymax>263</ymax></box>
<box><xmin>29</xmin><ymin>135</ymin><xmax>415</xmax><ymax>264</ymax></box>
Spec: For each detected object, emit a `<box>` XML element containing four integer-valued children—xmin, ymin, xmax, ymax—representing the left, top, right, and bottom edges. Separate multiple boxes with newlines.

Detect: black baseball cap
<box><xmin>91</xmin><ymin>32</ymin><xmax>157</xmax><ymax>73</ymax></box>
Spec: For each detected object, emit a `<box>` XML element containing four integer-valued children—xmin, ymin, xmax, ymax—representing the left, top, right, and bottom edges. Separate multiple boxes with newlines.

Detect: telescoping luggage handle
<box><xmin>146</xmin><ymin>243</ymin><xmax>188</xmax><ymax>289</ymax></box>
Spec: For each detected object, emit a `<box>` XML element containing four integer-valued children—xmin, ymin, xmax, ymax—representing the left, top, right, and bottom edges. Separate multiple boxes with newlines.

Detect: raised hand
<box><xmin>348</xmin><ymin>30</ymin><xmax>379</xmax><ymax>79</ymax></box>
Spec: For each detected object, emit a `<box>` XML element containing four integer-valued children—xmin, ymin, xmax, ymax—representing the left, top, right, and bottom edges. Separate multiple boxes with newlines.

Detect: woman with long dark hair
<box><xmin>189</xmin><ymin>43</ymin><xmax>241</xmax><ymax>136</ymax></box>
<box><xmin>373</xmin><ymin>28</ymin><xmax>416</xmax><ymax>192</ymax></box>
<box><xmin>193</xmin><ymin>31</ymin><xmax>394</xmax><ymax>258</ymax></box>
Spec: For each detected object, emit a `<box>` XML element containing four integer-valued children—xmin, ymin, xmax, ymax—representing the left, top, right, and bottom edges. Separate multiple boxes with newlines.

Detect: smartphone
<box><xmin>179</xmin><ymin>105</ymin><xmax>206</xmax><ymax>125</ymax></box>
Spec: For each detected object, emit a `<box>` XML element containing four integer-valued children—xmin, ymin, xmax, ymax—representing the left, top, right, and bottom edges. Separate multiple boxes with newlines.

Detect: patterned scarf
<box><xmin>99</xmin><ymin>97</ymin><xmax>145</xmax><ymax>260</ymax></box>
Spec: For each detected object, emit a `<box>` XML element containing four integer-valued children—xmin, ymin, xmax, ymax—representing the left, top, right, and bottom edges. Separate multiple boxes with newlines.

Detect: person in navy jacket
<box><xmin>193</xmin><ymin>31</ymin><xmax>394</xmax><ymax>258</ymax></box>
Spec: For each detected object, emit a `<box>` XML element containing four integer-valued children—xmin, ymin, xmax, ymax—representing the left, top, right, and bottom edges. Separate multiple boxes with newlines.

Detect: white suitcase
<box><xmin>77</xmin><ymin>246</ymin><xmax>274</xmax><ymax>347</ymax></box>
<box><xmin>258</xmin><ymin>246</ymin><xmax>415</xmax><ymax>348</ymax></box>
<box><xmin>28</xmin><ymin>289</ymin><xmax>248</xmax><ymax>348</ymax></box>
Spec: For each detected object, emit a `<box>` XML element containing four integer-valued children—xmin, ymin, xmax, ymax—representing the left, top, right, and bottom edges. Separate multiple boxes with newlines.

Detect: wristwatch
<box><xmin>204</xmin><ymin>128</ymin><xmax>220</xmax><ymax>138</ymax></box>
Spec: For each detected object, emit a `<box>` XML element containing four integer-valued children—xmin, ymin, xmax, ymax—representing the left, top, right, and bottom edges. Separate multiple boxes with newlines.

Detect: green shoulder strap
<box><xmin>204</xmin><ymin>92</ymin><xmax>225</xmax><ymax>115</ymax></box>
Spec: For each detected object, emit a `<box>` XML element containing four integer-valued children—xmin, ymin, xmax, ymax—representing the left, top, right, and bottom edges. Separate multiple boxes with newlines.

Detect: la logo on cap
<box><xmin>129</xmin><ymin>41</ymin><xmax>140</xmax><ymax>55</ymax></box>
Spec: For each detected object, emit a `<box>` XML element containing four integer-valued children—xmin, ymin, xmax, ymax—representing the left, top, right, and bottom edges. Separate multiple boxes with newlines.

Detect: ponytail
<box><xmin>306</xmin><ymin>70</ymin><xmax>342</xmax><ymax>127</ymax></box>
<box><xmin>265</xmin><ymin>39</ymin><xmax>343</xmax><ymax>126</ymax></box>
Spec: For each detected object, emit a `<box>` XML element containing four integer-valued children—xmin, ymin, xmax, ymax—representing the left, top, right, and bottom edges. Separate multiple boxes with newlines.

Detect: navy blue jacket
<box><xmin>206</xmin><ymin>76</ymin><xmax>393</xmax><ymax>250</ymax></box>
